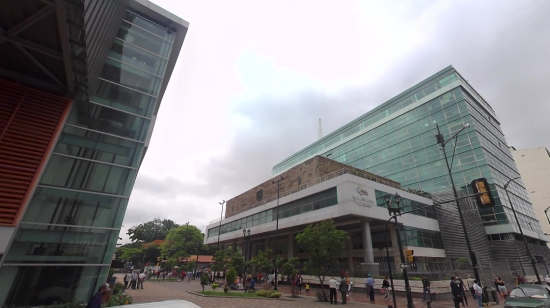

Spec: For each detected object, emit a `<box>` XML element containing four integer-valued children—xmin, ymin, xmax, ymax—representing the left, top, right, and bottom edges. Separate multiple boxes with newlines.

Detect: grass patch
<box><xmin>198</xmin><ymin>291</ymin><xmax>260</xmax><ymax>297</ymax></box>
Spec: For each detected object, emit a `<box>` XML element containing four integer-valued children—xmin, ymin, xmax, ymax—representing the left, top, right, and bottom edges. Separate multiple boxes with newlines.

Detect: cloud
<box><xmin>118</xmin><ymin>0</ymin><xmax>550</xmax><ymax>243</ymax></box>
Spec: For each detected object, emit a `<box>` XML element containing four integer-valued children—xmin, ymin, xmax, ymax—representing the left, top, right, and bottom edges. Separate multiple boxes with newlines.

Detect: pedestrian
<box><xmin>138</xmin><ymin>271</ymin><xmax>145</xmax><ymax>289</ymax></box>
<box><xmin>383</xmin><ymin>276</ymin><xmax>390</xmax><ymax>299</ymax></box>
<box><xmin>306</xmin><ymin>283</ymin><xmax>310</xmax><ymax>296</ymax></box>
<box><xmin>455</xmin><ymin>274</ymin><xmax>468</xmax><ymax>306</ymax></box>
<box><xmin>346</xmin><ymin>274</ymin><xmax>350</xmax><ymax>297</ymax></box>
<box><xmin>473</xmin><ymin>280</ymin><xmax>483</xmax><ymax>308</ymax></box>
<box><xmin>422</xmin><ymin>275</ymin><xmax>430</xmax><ymax>302</ymax></box>
<box><xmin>495</xmin><ymin>277</ymin><xmax>507</xmax><ymax>299</ymax></box>
<box><xmin>123</xmin><ymin>271</ymin><xmax>130</xmax><ymax>289</ymax></box>
<box><xmin>366</xmin><ymin>274</ymin><xmax>375</xmax><ymax>302</ymax></box>
<box><xmin>339</xmin><ymin>276</ymin><xmax>347</xmax><ymax>304</ymax></box>
<box><xmin>451</xmin><ymin>276</ymin><xmax>462</xmax><ymax>308</ymax></box>
<box><xmin>466</xmin><ymin>275</ymin><xmax>476</xmax><ymax>299</ymax></box>
<box><xmin>156</xmin><ymin>270</ymin><xmax>160</xmax><ymax>279</ymax></box>
<box><xmin>131</xmin><ymin>271</ymin><xmax>138</xmax><ymax>289</ymax></box>
<box><xmin>244</xmin><ymin>276</ymin><xmax>250</xmax><ymax>293</ymax></box>
<box><xmin>259</xmin><ymin>272</ymin><xmax>262</xmax><ymax>284</ymax></box>
<box><xmin>186</xmin><ymin>270</ymin><xmax>192</xmax><ymax>282</ymax></box>
<box><xmin>163</xmin><ymin>271</ymin><xmax>166</xmax><ymax>280</ymax></box>
<box><xmin>249</xmin><ymin>277</ymin><xmax>256</xmax><ymax>293</ymax></box>
<box><xmin>85</xmin><ymin>283</ymin><xmax>110</xmax><ymax>308</ymax></box>
<box><xmin>329</xmin><ymin>277</ymin><xmax>339</xmax><ymax>304</ymax></box>
<box><xmin>518</xmin><ymin>275</ymin><xmax>525</xmax><ymax>285</ymax></box>
<box><xmin>298</xmin><ymin>275</ymin><xmax>303</xmax><ymax>292</ymax></box>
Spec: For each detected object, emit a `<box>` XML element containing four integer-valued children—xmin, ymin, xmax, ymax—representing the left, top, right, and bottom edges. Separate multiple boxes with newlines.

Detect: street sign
<box><xmin>400</xmin><ymin>263</ymin><xmax>410</xmax><ymax>269</ymax></box>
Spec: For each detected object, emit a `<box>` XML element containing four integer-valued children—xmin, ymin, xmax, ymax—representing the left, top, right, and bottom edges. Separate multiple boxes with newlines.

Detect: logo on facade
<box><xmin>356</xmin><ymin>185</ymin><xmax>368</xmax><ymax>196</ymax></box>
<box><xmin>256</xmin><ymin>189</ymin><xmax>264</xmax><ymax>202</ymax></box>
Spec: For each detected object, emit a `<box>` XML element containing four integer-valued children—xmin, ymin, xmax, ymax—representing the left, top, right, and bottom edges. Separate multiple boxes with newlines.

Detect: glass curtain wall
<box><xmin>0</xmin><ymin>10</ymin><xmax>174</xmax><ymax>306</ymax></box>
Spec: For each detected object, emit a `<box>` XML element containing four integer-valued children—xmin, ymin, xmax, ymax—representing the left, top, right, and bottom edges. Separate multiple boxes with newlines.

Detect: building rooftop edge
<box><xmin>272</xmin><ymin>65</ymin><xmax>455</xmax><ymax>169</ymax></box>
<box><xmin>133</xmin><ymin>0</ymin><xmax>190</xmax><ymax>28</ymax></box>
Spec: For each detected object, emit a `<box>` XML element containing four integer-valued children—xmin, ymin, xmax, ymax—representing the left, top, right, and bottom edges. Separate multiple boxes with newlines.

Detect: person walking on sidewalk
<box><xmin>473</xmin><ymin>280</ymin><xmax>483</xmax><ymax>308</ymax></box>
<box><xmin>329</xmin><ymin>277</ymin><xmax>339</xmax><ymax>304</ymax></box>
<box><xmin>422</xmin><ymin>275</ymin><xmax>431</xmax><ymax>302</ymax></box>
<box><xmin>366</xmin><ymin>274</ymin><xmax>375</xmax><ymax>302</ymax></box>
<box><xmin>339</xmin><ymin>276</ymin><xmax>348</xmax><ymax>304</ymax></box>
<box><xmin>138</xmin><ymin>271</ymin><xmax>145</xmax><ymax>289</ymax></box>
<box><xmin>455</xmin><ymin>274</ymin><xmax>468</xmax><ymax>306</ymax></box>
<box><xmin>383</xmin><ymin>276</ymin><xmax>391</xmax><ymax>300</ymax></box>
<box><xmin>451</xmin><ymin>276</ymin><xmax>462</xmax><ymax>308</ymax></box>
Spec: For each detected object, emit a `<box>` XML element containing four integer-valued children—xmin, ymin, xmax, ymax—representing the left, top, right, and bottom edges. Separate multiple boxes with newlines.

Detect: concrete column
<box><xmin>361</xmin><ymin>220</ymin><xmax>380</xmax><ymax>276</ymax></box>
<box><xmin>288</xmin><ymin>233</ymin><xmax>294</xmax><ymax>259</ymax></box>
<box><xmin>361</xmin><ymin>221</ymin><xmax>375</xmax><ymax>263</ymax></box>
<box><xmin>347</xmin><ymin>232</ymin><xmax>353</xmax><ymax>273</ymax></box>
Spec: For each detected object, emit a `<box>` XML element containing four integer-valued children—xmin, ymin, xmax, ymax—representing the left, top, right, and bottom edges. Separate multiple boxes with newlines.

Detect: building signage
<box><xmin>352</xmin><ymin>184</ymin><xmax>375</xmax><ymax>208</ymax></box>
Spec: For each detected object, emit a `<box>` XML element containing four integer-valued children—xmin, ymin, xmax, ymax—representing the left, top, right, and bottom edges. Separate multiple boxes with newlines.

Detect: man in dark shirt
<box><xmin>450</xmin><ymin>276</ymin><xmax>462</xmax><ymax>308</ymax></box>
<box><xmin>421</xmin><ymin>275</ymin><xmax>431</xmax><ymax>302</ymax></box>
<box><xmin>85</xmin><ymin>283</ymin><xmax>110</xmax><ymax>308</ymax></box>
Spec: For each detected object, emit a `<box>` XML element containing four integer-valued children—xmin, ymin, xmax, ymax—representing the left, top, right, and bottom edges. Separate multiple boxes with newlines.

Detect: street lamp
<box><xmin>435</xmin><ymin>124</ymin><xmax>483</xmax><ymax>288</ymax></box>
<box><xmin>217</xmin><ymin>200</ymin><xmax>225</xmax><ymax>251</ymax></box>
<box><xmin>383</xmin><ymin>193</ymin><xmax>399</xmax><ymax>308</ymax></box>
<box><xmin>544</xmin><ymin>206</ymin><xmax>550</xmax><ymax>229</ymax></box>
<box><xmin>271</xmin><ymin>175</ymin><xmax>284</xmax><ymax>291</ymax></box>
<box><xmin>504</xmin><ymin>177</ymin><xmax>542</xmax><ymax>284</ymax></box>
<box><xmin>243</xmin><ymin>228</ymin><xmax>251</xmax><ymax>279</ymax></box>
<box><xmin>385</xmin><ymin>193</ymin><xmax>413</xmax><ymax>308</ymax></box>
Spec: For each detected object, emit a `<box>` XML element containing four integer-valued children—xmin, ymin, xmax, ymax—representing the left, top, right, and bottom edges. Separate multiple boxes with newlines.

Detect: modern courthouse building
<box><xmin>0</xmin><ymin>0</ymin><xmax>188</xmax><ymax>305</ymax></box>
<box><xmin>511</xmin><ymin>146</ymin><xmax>550</xmax><ymax>242</ymax></box>
<box><xmin>205</xmin><ymin>66</ymin><xmax>550</xmax><ymax>282</ymax></box>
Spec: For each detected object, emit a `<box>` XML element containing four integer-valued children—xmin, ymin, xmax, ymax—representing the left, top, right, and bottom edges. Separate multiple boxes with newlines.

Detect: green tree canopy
<box><xmin>251</xmin><ymin>248</ymin><xmax>273</xmax><ymax>286</ymax></box>
<box><xmin>295</xmin><ymin>219</ymin><xmax>349</xmax><ymax>300</ymax></box>
<box><xmin>161</xmin><ymin>224</ymin><xmax>214</xmax><ymax>259</ymax></box>
<box><xmin>127</xmin><ymin>218</ymin><xmax>178</xmax><ymax>243</ymax></box>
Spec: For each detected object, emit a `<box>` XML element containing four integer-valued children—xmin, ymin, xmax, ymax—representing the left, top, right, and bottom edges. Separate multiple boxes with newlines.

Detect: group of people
<box><xmin>123</xmin><ymin>270</ymin><xmax>145</xmax><ymax>290</ymax></box>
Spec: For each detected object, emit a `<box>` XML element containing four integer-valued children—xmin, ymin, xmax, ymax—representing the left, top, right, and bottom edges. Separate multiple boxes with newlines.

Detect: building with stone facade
<box><xmin>205</xmin><ymin>156</ymin><xmax>442</xmax><ymax>275</ymax></box>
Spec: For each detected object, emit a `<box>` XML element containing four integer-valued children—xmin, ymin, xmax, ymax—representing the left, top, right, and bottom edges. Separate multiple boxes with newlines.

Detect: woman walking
<box><xmin>473</xmin><ymin>280</ymin><xmax>483</xmax><ymax>308</ymax></box>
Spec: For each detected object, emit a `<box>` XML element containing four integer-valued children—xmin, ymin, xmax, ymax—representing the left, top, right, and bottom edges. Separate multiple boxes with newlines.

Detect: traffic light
<box><xmin>471</xmin><ymin>178</ymin><xmax>495</xmax><ymax>208</ymax></box>
<box><xmin>404</xmin><ymin>249</ymin><xmax>415</xmax><ymax>263</ymax></box>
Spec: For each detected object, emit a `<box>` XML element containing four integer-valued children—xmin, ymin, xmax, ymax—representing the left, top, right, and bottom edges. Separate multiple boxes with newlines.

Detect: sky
<box><xmin>120</xmin><ymin>0</ymin><xmax>550</xmax><ymax>242</ymax></box>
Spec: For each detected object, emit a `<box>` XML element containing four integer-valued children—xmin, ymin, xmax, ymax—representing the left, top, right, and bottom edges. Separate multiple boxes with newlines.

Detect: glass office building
<box><xmin>0</xmin><ymin>2</ymin><xmax>188</xmax><ymax>306</ymax></box>
<box><xmin>272</xmin><ymin>66</ymin><xmax>545</xmax><ymax>240</ymax></box>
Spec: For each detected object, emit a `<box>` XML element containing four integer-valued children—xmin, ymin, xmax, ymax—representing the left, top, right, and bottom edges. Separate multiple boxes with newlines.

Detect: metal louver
<box><xmin>0</xmin><ymin>79</ymin><xmax>71</xmax><ymax>225</ymax></box>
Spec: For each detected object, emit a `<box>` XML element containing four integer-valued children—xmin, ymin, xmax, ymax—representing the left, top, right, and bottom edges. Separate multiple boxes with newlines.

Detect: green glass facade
<box><xmin>272</xmin><ymin>66</ymin><xmax>544</xmax><ymax>237</ymax></box>
<box><xmin>0</xmin><ymin>10</ymin><xmax>177</xmax><ymax>306</ymax></box>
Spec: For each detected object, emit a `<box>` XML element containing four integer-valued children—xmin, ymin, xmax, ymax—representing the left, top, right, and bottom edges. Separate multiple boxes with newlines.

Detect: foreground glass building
<box><xmin>272</xmin><ymin>66</ymin><xmax>548</xmax><ymax>258</ymax></box>
<box><xmin>0</xmin><ymin>1</ymin><xmax>188</xmax><ymax>305</ymax></box>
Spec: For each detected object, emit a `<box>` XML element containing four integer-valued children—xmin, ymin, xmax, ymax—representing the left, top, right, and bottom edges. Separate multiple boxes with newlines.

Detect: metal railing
<box><xmin>210</xmin><ymin>168</ymin><xmax>432</xmax><ymax>225</ymax></box>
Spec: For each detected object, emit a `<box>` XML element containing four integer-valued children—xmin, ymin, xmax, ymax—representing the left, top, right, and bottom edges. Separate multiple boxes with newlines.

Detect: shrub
<box><xmin>267</xmin><ymin>292</ymin><xmax>281</xmax><ymax>298</ymax></box>
<box><xmin>256</xmin><ymin>290</ymin><xmax>270</xmax><ymax>297</ymax></box>
<box><xmin>211</xmin><ymin>283</ymin><xmax>218</xmax><ymax>291</ymax></box>
<box><xmin>106</xmin><ymin>293</ymin><xmax>133</xmax><ymax>307</ymax></box>
<box><xmin>113</xmin><ymin>282</ymin><xmax>124</xmax><ymax>295</ymax></box>
<box><xmin>108</xmin><ymin>268</ymin><xmax>115</xmax><ymax>277</ymax></box>
<box><xmin>225</xmin><ymin>267</ymin><xmax>237</xmax><ymax>285</ymax></box>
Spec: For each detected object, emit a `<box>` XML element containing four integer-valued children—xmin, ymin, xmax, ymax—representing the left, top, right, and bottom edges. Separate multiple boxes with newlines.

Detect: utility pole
<box><xmin>504</xmin><ymin>177</ymin><xmax>542</xmax><ymax>284</ymax></box>
<box><xmin>385</xmin><ymin>193</ymin><xmax>414</xmax><ymax>308</ymax></box>
<box><xmin>217</xmin><ymin>200</ymin><xmax>225</xmax><ymax>251</ymax></box>
<box><xmin>271</xmin><ymin>176</ymin><xmax>284</xmax><ymax>291</ymax></box>
<box><xmin>435</xmin><ymin>124</ymin><xmax>484</xmax><ymax>290</ymax></box>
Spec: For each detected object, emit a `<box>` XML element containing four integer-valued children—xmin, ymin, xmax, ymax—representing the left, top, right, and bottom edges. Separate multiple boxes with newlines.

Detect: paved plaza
<box><xmin>118</xmin><ymin>275</ymin><xmax>502</xmax><ymax>308</ymax></box>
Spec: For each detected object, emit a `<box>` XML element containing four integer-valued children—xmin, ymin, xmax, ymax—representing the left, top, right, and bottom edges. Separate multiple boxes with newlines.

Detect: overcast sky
<box><xmin>120</xmin><ymin>0</ymin><xmax>550</xmax><ymax>242</ymax></box>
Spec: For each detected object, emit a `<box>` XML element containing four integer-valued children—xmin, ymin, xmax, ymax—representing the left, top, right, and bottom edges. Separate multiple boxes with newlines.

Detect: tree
<box><xmin>251</xmin><ymin>248</ymin><xmax>273</xmax><ymax>288</ymax></box>
<box><xmin>295</xmin><ymin>219</ymin><xmax>349</xmax><ymax>301</ymax></box>
<box><xmin>127</xmin><ymin>218</ymin><xmax>178</xmax><ymax>243</ymax></box>
<box><xmin>182</xmin><ymin>261</ymin><xmax>196</xmax><ymax>273</ymax></box>
<box><xmin>200</xmin><ymin>272</ymin><xmax>209</xmax><ymax>292</ymax></box>
<box><xmin>211</xmin><ymin>248</ymin><xmax>230</xmax><ymax>274</ymax></box>
<box><xmin>161</xmin><ymin>224</ymin><xmax>204</xmax><ymax>258</ymax></box>
<box><xmin>119</xmin><ymin>248</ymin><xmax>143</xmax><ymax>265</ymax></box>
<box><xmin>227</xmin><ymin>251</ymin><xmax>245</xmax><ymax>276</ymax></box>
<box><xmin>282</xmin><ymin>257</ymin><xmax>300</xmax><ymax>297</ymax></box>
<box><xmin>225</xmin><ymin>267</ymin><xmax>237</xmax><ymax>291</ymax></box>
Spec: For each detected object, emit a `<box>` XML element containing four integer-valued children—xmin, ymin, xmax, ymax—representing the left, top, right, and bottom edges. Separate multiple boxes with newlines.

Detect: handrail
<box><xmin>212</xmin><ymin>168</ymin><xmax>432</xmax><ymax>225</ymax></box>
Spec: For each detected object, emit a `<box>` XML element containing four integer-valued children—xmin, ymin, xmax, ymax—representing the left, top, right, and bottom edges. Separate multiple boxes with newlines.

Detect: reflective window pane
<box><xmin>22</xmin><ymin>186</ymin><xmax>128</xmax><ymax>228</ymax></box>
<box><xmin>40</xmin><ymin>155</ymin><xmax>137</xmax><ymax>196</ymax></box>
<box><xmin>93</xmin><ymin>79</ymin><xmax>157</xmax><ymax>117</ymax></box>
<box><xmin>116</xmin><ymin>21</ymin><xmax>172</xmax><ymax>58</ymax></box>
<box><xmin>67</xmin><ymin>99</ymin><xmax>150</xmax><ymax>142</ymax></box>
<box><xmin>54</xmin><ymin>125</ymin><xmax>144</xmax><ymax>167</ymax></box>
<box><xmin>109</xmin><ymin>39</ymin><xmax>168</xmax><ymax>76</ymax></box>
<box><xmin>100</xmin><ymin>58</ymin><xmax>163</xmax><ymax>96</ymax></box>
<box><xmin>4</xmin><ymin>225</ymin><xmax>117</xmax><ymax>264</ymax></box>
<box><xmin>123</xmin><ymin>11</ymin><xmax>175</xmax><ymax>42</ymax></box>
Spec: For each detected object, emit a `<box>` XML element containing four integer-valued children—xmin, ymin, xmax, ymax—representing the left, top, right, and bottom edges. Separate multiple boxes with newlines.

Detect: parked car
<box><xmin>504</xmin><ymin>285</ymin><xmax>550</xmax><ymax>308</ymax></box>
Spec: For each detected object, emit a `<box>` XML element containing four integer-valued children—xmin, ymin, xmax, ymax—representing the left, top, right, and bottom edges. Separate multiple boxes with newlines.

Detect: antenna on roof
<box><xmin>318</xmin><ymin>118</ymin><xmax>323</xmax><ymax>140</ymax></box>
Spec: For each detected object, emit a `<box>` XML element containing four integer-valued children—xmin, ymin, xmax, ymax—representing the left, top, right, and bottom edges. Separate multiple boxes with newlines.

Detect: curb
<box><xmin>185</xmin><ymin>291</ymin><xmax>295</xmax><ymax>301</ymax></box>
